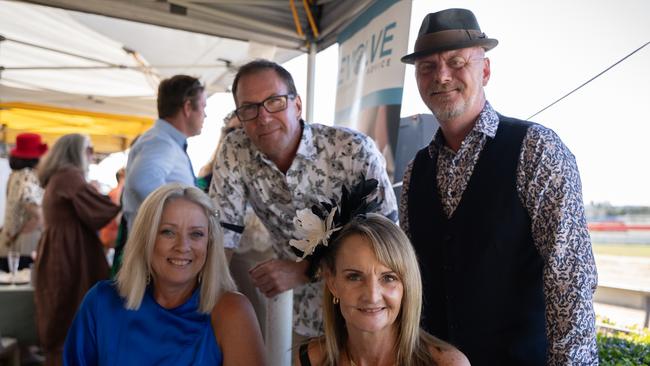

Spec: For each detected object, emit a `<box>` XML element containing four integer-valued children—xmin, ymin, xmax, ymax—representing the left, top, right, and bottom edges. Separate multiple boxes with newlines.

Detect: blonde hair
<box><xmin>37</xmin><ymin>133</ymin><xmax>90</xmax><ymax>186</ymax></box>
<box><xmin>116</xmin><ymin>183</ymin><xmax>235</xmax><ymax>313</ymax></box>
<box><xmin>320</xmin><ymin>213</ymin><xmax>444</xmax><ymax>366</ymax></box>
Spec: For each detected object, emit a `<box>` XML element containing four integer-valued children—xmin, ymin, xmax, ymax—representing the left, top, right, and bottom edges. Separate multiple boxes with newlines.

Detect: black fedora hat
<box><xmin>401</xmin><ymin>8</ymin><xmax>498</xmax><ymax>64</ymax></box>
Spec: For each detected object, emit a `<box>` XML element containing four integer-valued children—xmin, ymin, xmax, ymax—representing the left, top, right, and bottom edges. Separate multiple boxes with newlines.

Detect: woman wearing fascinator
<box><xmin>63</xmin><ymin>183</ymin><xmax>265</xmax><ymax>365</ymax></box>
<box><xmin>290</xmin><ymin>179</ymin><xmax>469</xmax><ymax>366</ymax></box>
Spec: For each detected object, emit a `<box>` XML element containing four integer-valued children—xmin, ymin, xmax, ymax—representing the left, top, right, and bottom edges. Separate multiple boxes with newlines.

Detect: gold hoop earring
<box><xmin>333</xmin><ymin>297</ymin><xmax>339</xmax><ymax>304</ymax></box>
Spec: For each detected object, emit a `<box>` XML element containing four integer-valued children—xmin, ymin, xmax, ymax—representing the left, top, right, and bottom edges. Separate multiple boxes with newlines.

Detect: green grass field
<box><xmin>592</xmin><ymin>243</ymin><xmax>650</xmax><ymax>257</ymax></box>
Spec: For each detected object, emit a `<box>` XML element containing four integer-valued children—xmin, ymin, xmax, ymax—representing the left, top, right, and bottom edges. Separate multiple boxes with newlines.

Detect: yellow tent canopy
<box><xmin>1</xmin><ymin>102</ymin><xmax>153</xmax><ymax>153</ymax></box>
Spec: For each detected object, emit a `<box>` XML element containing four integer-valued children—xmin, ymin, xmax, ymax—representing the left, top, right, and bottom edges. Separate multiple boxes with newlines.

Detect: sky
<box><xmin>146</xmin><ymin>0</ymin><xmax>650</xmax><ymax>206</ymax></box>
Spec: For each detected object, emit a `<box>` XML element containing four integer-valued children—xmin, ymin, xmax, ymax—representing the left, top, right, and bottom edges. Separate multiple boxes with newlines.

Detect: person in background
<box><xmin>296</xmin><ymin>214</ymin><xmax>469</xmax><ymax>366</ymax></box>
<box><xmin>34</xmin><ymin>133</ymin><xmax>120</xmax><ymax>366</ymax></box>
<box><xmin>99</xmin><ymin>167</ymin><xmax>125</xmax><ymax>250</ymax></box>
<box><xmin>0</xmin><ymin>133</ymin><xmax>47</xmax><ymax>270</ymax></box>
<box><xmin>64</xmin><ymin>184</ymin><xmax>265</xmax><ymax>366</ymax></box>
<box><xmin>198</xmin><ymin>111</ymin><xmax>273</xmax><ymax>333</ymax></box>
<box><xmin>399</xmin><ymin>8</ymin><xmax>597</xmax><ymax>364</ymax></box>
<box><xmin>117</xmin><ymin>75</ymin><xmax>206</xmax><ymax>272</ymax></box>
<box><xmin>209</xmin><ymin>60</ymin><xmax>397</xmax><ymax>346</ymax></box>
<box><xmin>197</xmin><ymin>111</ymin><xmax>239</xmax><ymax>193</ymax></box>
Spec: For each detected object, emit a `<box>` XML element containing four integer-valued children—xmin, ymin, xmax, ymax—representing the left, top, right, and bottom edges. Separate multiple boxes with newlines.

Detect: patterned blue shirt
<box><xmin>400</xmin><ymin>102</ymin><xmax>598</xmax><ymax>364</ymax></box>
<box><xmin>123</xmin><ymin>119</ymin><xmax>195</xmax><ymax>229</ymax></box>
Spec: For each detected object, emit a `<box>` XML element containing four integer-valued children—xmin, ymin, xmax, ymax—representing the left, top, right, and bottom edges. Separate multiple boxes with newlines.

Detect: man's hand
<box><xmin>249</xmin><ymin>259</ymin><xmax>310</xmax><ymax>298</ymax></box>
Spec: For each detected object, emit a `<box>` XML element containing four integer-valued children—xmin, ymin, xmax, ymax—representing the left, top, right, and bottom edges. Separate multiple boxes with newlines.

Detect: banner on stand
<box><xmin>335</xmin><ymin>0</ymin><xmax>412</xmax><ymax>182</ymax></box>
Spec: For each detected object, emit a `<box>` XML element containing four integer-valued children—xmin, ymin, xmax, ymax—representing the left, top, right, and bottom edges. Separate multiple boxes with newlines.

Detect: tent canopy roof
<box><xmin>1</xmin><ymin>0</ymin><xmax>377</xmax><ymax>152</ymax></box>
<box><xmin>20</xmin><ymin>0</ymin><xmax>375</xmax><ymax>52</ymax></box>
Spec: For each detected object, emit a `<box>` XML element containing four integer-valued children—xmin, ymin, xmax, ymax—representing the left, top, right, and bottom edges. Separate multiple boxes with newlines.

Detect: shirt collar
<box><xmin>295</xmin><ymin>120</ymin><xmax>318</xmax><ymax>161</ymax></box>
<box><xmin>429</xmin><ymin>101</ymin><xmax>499</xmax><ymax>153</ymax></box>
<box><xmin>155</xmin><ymin>118</ymin><xmax>187</xmax><ymax>148</ymax></box>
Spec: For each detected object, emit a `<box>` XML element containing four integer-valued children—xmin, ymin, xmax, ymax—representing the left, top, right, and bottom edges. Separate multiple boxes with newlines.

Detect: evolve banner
<box><xmin>335</xmin><ymin>0</ymin><xmax>412</xmax><ymax>181</ymax></box>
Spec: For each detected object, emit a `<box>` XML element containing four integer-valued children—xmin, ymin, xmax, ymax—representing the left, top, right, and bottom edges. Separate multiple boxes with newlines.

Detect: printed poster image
<box><xmin>335</xmin><ymin>0</ymin><xmax>412</xmax><ymax>182</ymax></box>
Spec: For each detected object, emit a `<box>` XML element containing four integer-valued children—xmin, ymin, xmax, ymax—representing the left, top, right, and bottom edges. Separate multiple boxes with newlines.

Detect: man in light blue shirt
<box><xmin>122</xmin><ymin>75</ymin><xmax>207</xmax><ymax>231</ymax></box>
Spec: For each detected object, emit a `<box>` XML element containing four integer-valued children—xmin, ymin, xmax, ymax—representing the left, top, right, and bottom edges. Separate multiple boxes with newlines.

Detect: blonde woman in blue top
<box><xmin>64</xmin><ymin>184</ymin><xmax>265</xmax><ymax>366</ymax></box>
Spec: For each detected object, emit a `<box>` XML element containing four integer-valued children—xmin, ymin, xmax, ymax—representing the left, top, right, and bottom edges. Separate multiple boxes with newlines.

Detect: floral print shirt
<box><xmin>1</xmin><ymin>168</ymin><xmax>43</xmax><ymax>255</ymax></box>
<box><xmin>400</xmin><ymin>102</ymin><xmax>598</xmax><ymax>364</ymax></box>
<box><xmin>210</xmin><ymin>121</ymin><xmax>397</xmax><ymax>336</ymax></box>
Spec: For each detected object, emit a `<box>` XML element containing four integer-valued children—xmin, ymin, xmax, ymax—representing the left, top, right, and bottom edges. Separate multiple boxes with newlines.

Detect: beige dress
<box><xmin>0</xmin><ymin>167</ymin><xmax>43</xmax><ymax>256</ymax></box>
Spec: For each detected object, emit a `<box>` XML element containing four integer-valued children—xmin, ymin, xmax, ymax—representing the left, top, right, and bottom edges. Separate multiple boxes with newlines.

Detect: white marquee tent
<box><xmin>1</xmin><ymin>0</ymin><xmax>376</xmax><ymax>151</ymax></box>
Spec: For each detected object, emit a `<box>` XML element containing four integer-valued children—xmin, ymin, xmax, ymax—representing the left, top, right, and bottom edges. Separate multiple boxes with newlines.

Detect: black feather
<box><xmin>289</xmin><ymin>175</ymin><xmax>380</xmax><ymax>263</ymax></box>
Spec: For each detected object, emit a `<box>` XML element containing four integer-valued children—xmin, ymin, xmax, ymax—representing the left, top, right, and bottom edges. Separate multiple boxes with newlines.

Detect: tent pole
<box><xmin>306</xmin><ymin>43</ymin><xmax>316</xmax><ymax>123</ymax></box>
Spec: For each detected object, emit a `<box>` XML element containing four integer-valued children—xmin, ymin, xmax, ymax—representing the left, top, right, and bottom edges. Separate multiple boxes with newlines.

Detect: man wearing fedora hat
<box><xmin>399</xmin><ymin>8</ymin><xmax>597</xmax><ymax>365</ymax></box>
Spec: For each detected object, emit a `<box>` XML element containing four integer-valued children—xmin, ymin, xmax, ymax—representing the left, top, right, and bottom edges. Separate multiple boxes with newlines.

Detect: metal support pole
<box><xmin>306</xmin><ymin>43</ymin><xmax>316</xmax><ymax>123</ymax></box>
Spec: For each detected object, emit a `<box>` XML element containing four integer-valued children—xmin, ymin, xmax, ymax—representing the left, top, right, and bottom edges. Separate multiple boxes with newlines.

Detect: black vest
<box><xmin>407</xmin><ymin>116</ymin><xmax>547</xmax><ymax>366</ymax></box>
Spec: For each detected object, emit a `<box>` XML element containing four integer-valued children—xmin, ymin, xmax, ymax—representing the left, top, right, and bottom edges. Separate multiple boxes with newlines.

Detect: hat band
<box><xmin>414</xmin><ymin>29</ymin><xmax>486</xmax><ymax>53</ymax></box>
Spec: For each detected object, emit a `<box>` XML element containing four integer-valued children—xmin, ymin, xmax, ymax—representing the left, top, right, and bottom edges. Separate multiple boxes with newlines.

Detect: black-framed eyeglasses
<box><xmin>234</xmin><ymin>94</ymin><xmax>295</xmax><ymax>122</ymax></box>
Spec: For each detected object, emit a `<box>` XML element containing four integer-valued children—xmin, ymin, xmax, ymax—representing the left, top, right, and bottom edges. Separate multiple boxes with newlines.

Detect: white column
<box><xmin>306</xmin><ymin>43</ymin><xmax>316</xmax><ymax>123</ymax></box>
<box><xmin>265</xmin><ymin>289</ymin><xmax>293</xmax><ymax>366</ymax></box>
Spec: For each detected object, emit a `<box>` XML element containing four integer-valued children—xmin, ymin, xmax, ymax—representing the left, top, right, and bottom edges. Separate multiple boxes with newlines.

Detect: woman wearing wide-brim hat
<box><xmin>0</xmin><ymin>132</ymin><xmax>48</xmax><ymax>271</ymax></box>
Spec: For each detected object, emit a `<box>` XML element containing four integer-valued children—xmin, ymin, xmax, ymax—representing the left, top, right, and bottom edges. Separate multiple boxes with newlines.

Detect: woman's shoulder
<box><xmin>49</xmin><ymin>166</ymin><xmax>84</xmax><ymax>187</ymax></box>
<box><xmin>12</xmin><ymin>167</ymin><xmax>38</xmax><ymax>182</ymax></box>
<box><xmin>298</xmin><ymin>338</ymin><xmax>326</xmax><ymax>366</ymax></box>
<box><xmin>211</xmin><ymin>291</ymin><xmax>266</xmax><ymax>365</ymax></box>
<box><xmin>427</xmin><ymin>340</ymin><xmax>470</xmax><ymax>366</ymax></box>
<box><xmin>213</xmin><ymin>291</ymin><xmax>251</xmax><ymax>314</ymax></box>
<box><xmin>55</xmin><ymin>165</ymin><xmax>83</xmax><ymax>177</ymax></box>
<box><xmin>87</xmin><ymin>280</ymin><xmax>120</xmax><ymax>301</ymax></box>
<box><xmin>211</xmin><ymin>291</ymin><xmax>256</xmax><ymax>329</ymax></box>
<box><xmin>78</xmin><ymin>280</ymin><xmax>121</xmax><ymax>313</ymax></box>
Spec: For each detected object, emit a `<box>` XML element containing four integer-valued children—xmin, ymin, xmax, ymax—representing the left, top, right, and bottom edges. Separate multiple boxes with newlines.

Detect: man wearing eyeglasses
<box><xmin>209</xmin><ymin>60</ymin><xmax>397</xmax><ymax>342</ymax></box>
<box><xmin>120</xmin><ymin>75</ymin><xmax>206</xmax><ymax>257</ymax></box>
<box><xmin>399</xmin><ymin>9</ymin><xmax>597</xmax><ymax>365</ymax></box>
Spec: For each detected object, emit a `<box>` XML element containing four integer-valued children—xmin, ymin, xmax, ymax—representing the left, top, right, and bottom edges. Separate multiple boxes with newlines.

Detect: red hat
<box><xmin>10</xmin><ymin>133</ymin><xmax>48</xmax><ymax>159</ymax></box>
